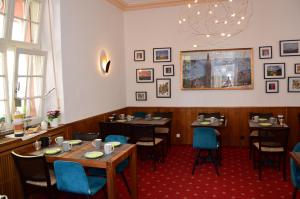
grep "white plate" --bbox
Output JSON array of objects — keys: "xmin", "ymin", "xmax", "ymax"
[
  {"xmin": 69, "ymin": 140, "xmax": 82, "ymax": 145},
  {"xmin": 107, "ymin": 141, "xmax": 121, "ymax": 147},
  {"xmin": 152, "ymin": 117, "xmax": 162, "ymax": 120},
  {"xmin": 116, "ymin": 120, "xmax": 127, "ymax": 123},
  {"xmin": 44, "ymin": 148, "xmax": 61, "ymax": 155},
  {"xmin": 84, "ymin": 151, "xmax": 103, "ymax": 159}
]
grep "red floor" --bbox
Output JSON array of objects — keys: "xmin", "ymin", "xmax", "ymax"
[{"xmin": 40, "ymin": 146, "xmax": 294, "ymax": 199}]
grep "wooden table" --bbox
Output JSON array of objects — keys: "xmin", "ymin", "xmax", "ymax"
[
  {"xmin": 290, "ymin": 152, "xmax": 300, "ymax": 167},
  {"xmin": 248, "ymin": 120, "xmax": 289, "ymax": 130},
  {"xmin": 115, "ymin": 117, "xmax": 171, "ymax": 126},
  {"xmin": 191, "ymin": 118, "xmax": 227, "ymax": 128},
  {"xmin": 31, "ymin": 142, "xmax": 137, "ymax": 199}
]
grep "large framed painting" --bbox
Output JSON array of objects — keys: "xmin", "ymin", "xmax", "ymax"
[{"xmin": 180, "ymin": 48, "xmax": 253, "ymax": 90}]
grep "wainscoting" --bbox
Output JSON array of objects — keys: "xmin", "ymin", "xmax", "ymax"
[{"xmin": 126, "ymin": 107, "xmax": 300, "ymax": 148}]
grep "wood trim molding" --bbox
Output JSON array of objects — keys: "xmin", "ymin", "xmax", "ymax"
[{"xmin": 107, "ymin": 0, "xmax": 190, "ymax": 11}]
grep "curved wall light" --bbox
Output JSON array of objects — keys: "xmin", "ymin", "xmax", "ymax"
[{"xmin": 100, "ymin": 50, "xmax": 111, "ymax": 74}]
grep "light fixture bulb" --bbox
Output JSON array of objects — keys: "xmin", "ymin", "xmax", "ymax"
[
  {"xmin": 214, "ymin": 4, "xmax": 218, "ymax": 7},
  {"xmin": 231, "ymin": 13, "xmax": 236, "ymax": 17},
  {"xmin": 224, "ymin": 21, "xmax": 228, "ymax": 24},
  {"xmin": 179, "ymin": 20, "xmax": 182, "ymax": 24},
  {"xmin": 209, "ymin": 10, "xmax": 213, "ymax": 15},
  {"xmin": 241, "ymin": 16, "xmax": 245, "ymax": 20},
  {"xmin": 194, "ymin": 0, "xmax": 198, "ymax": 3},
  {"xmin": 221, "ymin": 33, "xmax": 225, "ymax": 36},
  {"xmin": 229, "ymin": 0, "xmax": 233, "ymax": 2},
  {"xmin": 214, "ymin": 20, "xmax": 219, "ymax": 24},
  {"xmin": 206, "ymin": 34, "xmax": 210, "ymax": 38},
  {"xmin": 193, "ymin": 44, "xmax": 198, "ymax": 48},
  {"xmin": 183, "ymin": 18, "xmax": 186, "ymax": 22},
  {"xmin": 237, "ymin": 21, "xmax": 241, "ymax": 25},
  {"xmin": 188, "ymin": 4, "xmax": 191, "ymax": 8},
  {"xmin": 197, "ymin": 11, "xmax": 200, "ymax": 15},
  {"xmin": 227, "ymin": 34, "xmax": 231, "ymax": 37}
]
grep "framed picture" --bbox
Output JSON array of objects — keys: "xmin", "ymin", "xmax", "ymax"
[
  {"xmin": 134, "ymin": 50, "xmax": 145, "ymax": 61},
  {"xmin": 135, "ymin": 91, "xmax": 147, "ymax": 101},
  {"xmin": 153, "ymin": 48, "xmax": 172, "ymax": 62},
  {"xmin": 180, "ymin": 48, "xmax": 253, "ymax": 90},
  {"xmin": 266, "ymin": 80, "xmax": 279, "ymax": 93},
  {"xmin": 295, "ymin": 63, "xmax": 300, "ymax": 74},
  {"xmin": 163, "ymin": 64, "xmax": 174, "ymax": 76},
  {"xmin": 156, "ymin": 78, "xmax": 171, "ymax": 98},
  {"xmin": 259, "ymin": 46, "xmax": 272, "ymax": 59},
  {"xmin": 280, "ymin": 40, "xmax": 300, "ymax": 57},
  {"xmin": 264, "ymin": 63, "xmax": 285, "ymax": 79},
  {"xmin": 288, "ymin": 77, "xmax": 300, "ymax": 92},
  {"xmin": 136, "ymin": 68, "xmax": 154, "ymax": 83}
]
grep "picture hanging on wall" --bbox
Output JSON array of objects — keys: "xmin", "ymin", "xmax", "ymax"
[
  {"xmin": 266, "ymin": 80, "xmax": 279, "ymax": 93},
  {"xmin": 153, "ymin": 47, "xmax": 172, "ymax": 62},
  {"xmin": 288, "ymin": 77, "xmax": 300, "ymax": 92},
  {"xmin": 280, "ymin": 40, "xmax": 300, "ymax": 57},
  {"xmin": 264, "ymin": 63, "xmax": 285, "ymax": 79},
  {"xmin": 259, "ymin": 46, "xmax": 272, "ymax": 59},
  {"xmin": 134, "ymin": 50, "xmax": 145, "ymax": 61},
  {"xmin": 135, "ymin": 91, "xmax": 147, "ymax": 101},
  {"xmin": 136, "ymin": 68, "xmax": 154, "ymax": 83},
  {"xmin": 156, "ymin": 78, "xmax": 171, "ymax": 98},
  {"xmin": 163, "ymin": 64, "xmax": 174, "ymax": 76},
  {"xmin": 180, "ymin": 48, "xmax": 253, "ymax": 90},
  {"xmin": 295, "ymin": 63, "xmax": 300, "ymax": 74}
]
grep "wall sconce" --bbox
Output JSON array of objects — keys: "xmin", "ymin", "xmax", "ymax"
[{"xmin": 100, "ymin": 50, "xmax": 111, "ymax": 74}]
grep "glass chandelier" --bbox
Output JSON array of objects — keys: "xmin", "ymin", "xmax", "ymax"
[{"xmin": 178, "ymin": 0, "xmax": 253, "ymax": 44}]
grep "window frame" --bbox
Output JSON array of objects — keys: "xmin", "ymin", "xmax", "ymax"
[
  {"xmin": 13, "ymin": 48, "xmax": 47, "ymax": 126},
  {"xmin": 0, "ymin": 47, "xmax": 10, "ymax": 124}
]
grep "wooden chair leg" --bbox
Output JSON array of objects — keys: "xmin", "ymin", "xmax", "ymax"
[
  {"xmin": 192, "ymin": 150, "xmax": 200, "ymax": 175},
  {"xmin": 293, "ymin": 187, "xmax": 298, "ymax": 199},
  {"xmin": 283, "ymin": 154, "xmax": 287, "ymax": 181},
  {"xmin": 258, "ymin": 152, "xmax": 262, "ymax": 180},
  {"xmin": 120, "ymin": 172, "xmax": 131, "ymax": 195},
  {"xmin": 211, "ymin": 150, "xmax": 220, "ymax": 176},
  {"xmin": 249, "ymin": 136, "xmax": 252, "ymax": 159}
]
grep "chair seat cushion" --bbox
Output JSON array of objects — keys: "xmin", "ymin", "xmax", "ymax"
[
  {"xmin": 155, "ymin": 127, "xmax": 169, "ymax": 134},
  {"xmin": 136, "ymin": 138, "xmax": 163, "ymax": 146},
  {"xmin": 253, "ymin": 142, "xmax": 284, "ymax": 152},
  {"xmin": 88, "ymin": 159, "xmax": 129, "ymax": 176},
  {"xmin": 26, "ymin": 169, "xmax": 56, "ymax": 187},
  {"xmin": 87, "ymin": 176, "xmax": 106, "ymax": 195},
  {"xmin": 250, "ymin": 130, "xmax": 258, "ymax": 137}
]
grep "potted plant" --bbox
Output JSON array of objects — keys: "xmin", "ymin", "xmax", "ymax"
[{"xmin": 47, "ymin": 110, "xmax": 60, "ymax": 128}]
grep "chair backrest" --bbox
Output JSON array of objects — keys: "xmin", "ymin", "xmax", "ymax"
[
  {"xmin": 258, "ymin": 127, "xmax": 289, "ymax": 150},
  {"xmin": 129, "ymin": 124, "xmax": 155, "ymax": 144},
  {"xmin": 99, "ymin": 122, "xmax": 128, "ymax": 140},
  {"xmin": 291, "ymin": 143, "xmax": 300, "ymax": 188},
  {"xmin": 72, "ymin": 132, "xmax": 100, "ymax": 141},
  {"xmin": 133, "ymin": 112, "xmax": 147, "ymax": 118},
  {"xmin": 198, "ymin": 112, "xmax": 221, "ymax": 119},
  {"xmin": 54, "ymin": 160, "xmax": 91, "ymax": 195},
  {"xmin": 249, "ymin": 112, "xmax": 273, "ymax": 120},
  {"xmin": 193, "ymin": 127, "xmax": 218, "ymax": 149},
  {"xmin": 11, "ymin": 151, "xmax": 51, "ymax": 187},
  {"xmin": 105, "ymin": 135, "xmax": 127, "ymax": 144},
  {"xmin": 153, "ymin": 112, "xmax": 173, "ymax": 119}
]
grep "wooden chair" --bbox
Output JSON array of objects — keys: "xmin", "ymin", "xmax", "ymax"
[
  {"xmin": 248, "ymin": 112, "xmax": 273, "ymax": 159},
  {"xmin": 252, "ymin": 127, "xmax": 289, "ymax": 180},
  {"xmin": 72, "ymin": 132, "xmax": 100, "ymax": 141},
  {"xmin": 153, "ymin": 112, "xmax": 173, "ymax": 153},
  {"xmin": 99, "ymin": 122, "xmax": 129, "ymax": 141},
  {"xmin": 129, "ymin": 124, "xmax": 164, "ymax": 171},
  {"xmin": 11, "ymin": 151, "xmax": 57, "ymax": 199}
]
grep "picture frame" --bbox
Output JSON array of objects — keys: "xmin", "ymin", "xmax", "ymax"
[
  {"xmin": 153, "ymin": 47, "xmax": 172, "ymax": 63},
  {"xmin": 266, "ymin": 80, "xmax": 279, "ymax": 93},
  {"xmin": 259, "ymin": 46, "xmax": 272, "ymax": 59},
  {"xmin": 280, "ymin": 40, "xmax": 300, "ymax": 57},
  {"xmin": 135, "ymin": 91, "xmax": 147, "ymax": 101},
  {"xmin": 156, "ymin": 78, "xmax": 171, "ymax": 98},
  {"xmin": 295, "ymin": 63, "xmax": 300, "ymax": 74},
  {"xmin": 134, "ymin": 50, "xmax": 145, "ymax": 61},
  {"xmin": 180, "ymin": 48, "xmax": 253, "ymax": 90},
  {"xmin": 288, "ymin": 77, "xmax": 300, "ymax": 92},
  {"xmin": 264, "ymin": 63, "xmax": 285, "ymax": 79},
  {"xmin": 163, "ymin": 64, "xmax": 174, "ymax": 76},
  {"xmin": 136, "ymin": 68, "xmax": 154, "ymax": 83}
]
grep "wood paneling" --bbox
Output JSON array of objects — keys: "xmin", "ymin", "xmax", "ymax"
[{"xmin": 126, "ymin": 107, "xmax": 300, "ymax": 148}]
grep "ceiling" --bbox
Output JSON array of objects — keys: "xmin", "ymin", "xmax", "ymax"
[{"xmin": 107, "ymin": 0, "xmax": 189, "ymax": 11}]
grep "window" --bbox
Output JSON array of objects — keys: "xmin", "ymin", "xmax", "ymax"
[{"xmin": 0, "ymin": 0, "xmax": 46, "ymax": 129}]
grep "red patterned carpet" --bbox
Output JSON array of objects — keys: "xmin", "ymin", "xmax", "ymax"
[{"xmin": 39, "ymin": 146, "xmax": 294, "ymax": 199}]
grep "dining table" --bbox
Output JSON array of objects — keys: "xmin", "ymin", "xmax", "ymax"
[
  {"xmin": 191, "ymin": 118, "xmax": 228, "ymax": 128},
  {"xmin": 248, "ymin": 119, "xmax": 289, "ymax": 130},
  {"xmin": 29, "ymin": 141, "xmax": 137, "ymax": 199},
  {"xmin": 115, "ymin": 117, "xmax": 171, "ymax": 126}
]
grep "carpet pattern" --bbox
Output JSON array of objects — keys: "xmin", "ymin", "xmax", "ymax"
[{"xmin": 39, "ymin": 146, "xmax": 294, "ymax": 199}]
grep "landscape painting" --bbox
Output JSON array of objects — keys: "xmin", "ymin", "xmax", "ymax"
[{"xmin": 181, "ymin": 48, "xmax": 253, "ymax": 90}]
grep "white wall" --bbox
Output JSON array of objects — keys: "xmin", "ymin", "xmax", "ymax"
[
  {"xmin": 124, "ymin": 0, "xmax": 300, "ymax": 107},
  {"xmin": 60, "ymin": 0, "xmax": 126, "ymax": 122}
]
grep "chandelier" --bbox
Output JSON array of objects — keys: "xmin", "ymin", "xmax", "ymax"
[{"xmin": 178, "ymin": 0, "xmax": 253, "ymax": 43}]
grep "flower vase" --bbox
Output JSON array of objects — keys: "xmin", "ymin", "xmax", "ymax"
[{"xmin": 50, "ymin": 118, "xmax": 59, "ymax": 128}]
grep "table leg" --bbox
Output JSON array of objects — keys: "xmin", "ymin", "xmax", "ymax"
[
  {"xmin": 106, "ymin": 163, "xmax": 117, "ymax": 199},
  {"xmin": 130, "ymin": 146, "xmax": 137, "ymax": 199}
]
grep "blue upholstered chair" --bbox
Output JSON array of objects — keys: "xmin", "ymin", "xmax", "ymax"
[
  {"xmin": 54, "ymin": 161, "xmax": 106, "ymax": 198},
  {"xmin": 88, "ymin": 135, "xmax": 131, "ymax": 194},
  {"xmin": 192, "ymin": 127, "xmax": 220, "ymax": 176},
  {"xmin": 133, "ymin": 112, "xmax": 147, "ymax": 118},
  {"xmin": 291, "ymin": 143, "xmax": 300, "ymax": 199}
]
